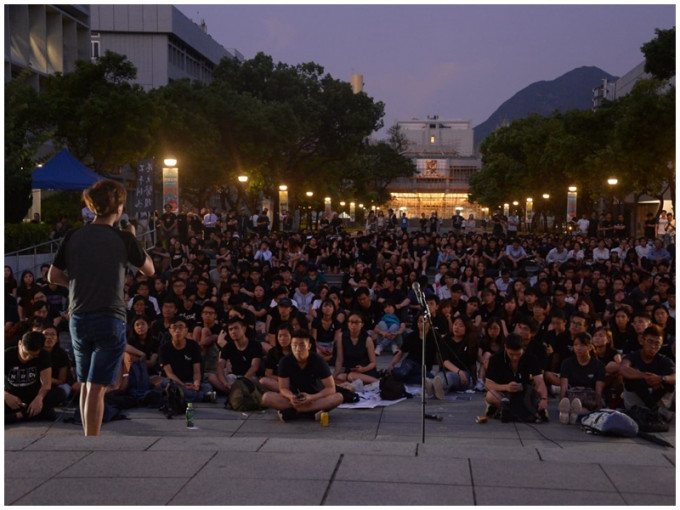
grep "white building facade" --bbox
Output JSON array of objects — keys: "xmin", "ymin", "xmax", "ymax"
[
  {"xmin": 89, "ymin": 5, "xmax": 241, "ymax": 90},
  {"xmin": 387, "ymin": 117, "xmax": 483, "ymax": 219}
]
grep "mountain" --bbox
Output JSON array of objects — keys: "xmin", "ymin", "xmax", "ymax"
[{"xmin": 473, "ymin": 66, "xmax": 618, "ymax": 151}]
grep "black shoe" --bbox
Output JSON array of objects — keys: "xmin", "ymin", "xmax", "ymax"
[
  {"xmin": 500, "ymin": 398, "xmax": 511, "ymax": 423},
  {"xmin": 484, "ymin": 404, "xmax": 498, "ymax": 419},
  {"xmin": 536, "ymin": 409, "xmax": 549, "ymax": 423},
  {"xmin": 277, "ymin": 408, "xmax": 298, "ymax": 422}
]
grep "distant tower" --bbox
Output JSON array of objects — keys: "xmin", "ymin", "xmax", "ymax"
[{"xmin": 350, "ymin": 74, "xmax": 364, "ymax": 94}]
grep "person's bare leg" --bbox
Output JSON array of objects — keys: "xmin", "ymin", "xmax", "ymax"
[{"xmin": 82, "ymin": 382, "xmax": 107, "ymax": 436}]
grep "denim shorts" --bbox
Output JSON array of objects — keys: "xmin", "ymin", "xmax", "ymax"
[{"xmin": 70, "ymin": 313, "xmax": 127, "ymax": 386}]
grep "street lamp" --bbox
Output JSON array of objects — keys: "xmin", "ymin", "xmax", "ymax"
[
  {"xmin": 162, "ymin": 157, "xmax": 179, "ymax": 213},
  {"xmin": 542, "ymin": 194, "xmax": 550, "ymax": 232},
  {"xmin": 305, "ymin": 191, "xmax": 314, "ymax": 229},
  {"xmin": 607, "ymin": 177, "xmax": 618, "ymax": 213},
  {"xmin": 526, "ymin": 198, "xmax": 533, "ymax": 232},
  {"xmin": 278, "ymin": 185, "xmax": 289, "ymax": 227},
  {"xmin": 238, "ymin": 175, "xmax": 248, "ymax": 183},
  {"xmin": 349, "ymin": 201, "xmax": 356, "ymax": 222},
  {"xmin": 542, "ymin": 193, "xmax": 550, "ymax": 199}
]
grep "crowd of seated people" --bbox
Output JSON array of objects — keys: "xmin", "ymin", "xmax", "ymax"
[{"xmin": 5, "ymin": 206, "xmax": 675, "ymax": 427}]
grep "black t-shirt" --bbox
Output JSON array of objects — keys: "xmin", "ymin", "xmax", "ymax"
[
  {"xmin": 159, "ymin": 340, "xmax": 202, "ymax": 383},
  {"xmin": 400, "ymin": 329, "xmax": 436, "ymax": 371},
  {"xmin": 623, "ymin": 350, "xmax": 675, "ymax": 406},
  {"xmin": 437, "ymin": 337, "xmax": 478, "ymax": 375},
  {"xmin": 264, "ymin": 348, "xmax": 288, "ymax": 376},
  {"xmin": 486, "ymin": 349, "xmax": 542, "ymax": 386},
  {"xmin": 5, "ymin": 347, "xmax": 51, "ymax": 403},
  {"xmin": 52, "ymin": 225, "xmax": 147, "ymax": 321},
  {"xmin": 352, "ymin": 302, "xmax": 383, "ymax": 331},
  {"xmin": 49, "ymin": 346, "xmax": 73, "ymax": 383},
  {"xmin": 161, "ymin": 212, "xmax": 176, "ymax": 230},
  {"xmin": 219, "ymin": 339, "xmax": 262, "ymax": 376},
  {"xmin": 277, "ymin": 351, "xmax": 331, "ymax": 394},
  {"xmin": 560, "ymin": 356, "xmax": 605, "ymax": 389},
  {"xmin": 311, "ymin": 317, "xmax": 341, "ymax": 346}
]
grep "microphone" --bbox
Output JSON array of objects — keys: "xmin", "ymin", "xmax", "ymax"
[
  {"xmin": 412, "ymin": 281, "xmax": 425, "ymax": 306},
  {"xmin": 412, "ymin": 281, "xmax": 421, "ymax": 294}
]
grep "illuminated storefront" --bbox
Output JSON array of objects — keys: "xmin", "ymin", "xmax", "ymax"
[{"xmin": 386, "ymin": 118, "xmax": 483, "ymax": 220}]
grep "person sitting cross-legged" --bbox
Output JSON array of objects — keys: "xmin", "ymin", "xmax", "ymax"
[
  {"xmin": 261, "ymin": 328, "xmax": 343, "ymax": 422},
  {"xmin": 484, "ymin": 332, "xmax": 549, "ymax": 422},
  {"xmin": 158, "ymin": 316, "xmax": 216, "ymax": 403}
]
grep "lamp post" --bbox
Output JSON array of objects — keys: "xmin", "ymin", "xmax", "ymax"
[
  {"xmin": 567, "ymin": 186, "xmax": 577, "ymax": 230},
  {"xmin": 237, "ymin": 175, "xmax": 249, "ymax": 212},
  {"xmin": 349, "ymin": 202, "xmax": 356, "ymax": 222},
  {"xmin": 306, "ymin": 191, "xmax": 314, "ymax": 230},
  {"xmin": 542, "ymin": 194, "xmax": 550, "ymax": 232},
  {"xmin": 607, "ymin": 177, "xmax": 618, "ymax": 214},
  {"xmin": 162, "ymin": 157, "xmax": 179, "ymax": 213},
  {"xmin": 526, "ymin": 198, "xmax": 533, "ymax": 233}
]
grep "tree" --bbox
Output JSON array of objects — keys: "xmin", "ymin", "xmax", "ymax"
[
  {"xmin": 40, "ymin": 51, "xmax": 159, "ymax": 173},
  {"xmin": 5, "ymin": 73, "xmax": 53, "ymax": 222},
  {"xmin": 641, "ymin": 27, "xmax": 675, "ymax": 81}
]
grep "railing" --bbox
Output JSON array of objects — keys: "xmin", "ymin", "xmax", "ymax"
[{"xmin": 4, "ymin": 227, "xmax": 157, "ymax": 277}]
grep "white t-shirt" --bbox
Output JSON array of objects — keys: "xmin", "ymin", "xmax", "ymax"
[{"xmin": 577, "ymin": 218, "xmax": 589, "ymax": 233}]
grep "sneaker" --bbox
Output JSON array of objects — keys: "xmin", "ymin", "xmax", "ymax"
[
  {"xmin": 550, "ymin": 385, "xmax": 561, "ymax": 397},
  {"xmin": 277, "ymin": 408, "xmax": 297, "ymax": 423},
  {"xmin": 569, "ymin": 398, "xmax": 583, "ymax": 425},
  {"xmin": 500, "ymin": 397, "xmax": 511, "ymax": 423},
  {"xmin": 474, "ymin": 379, "xmax": 486, "ymax": 392},
  {"xmin": 433, "ymin": 376, "xmax": 446, "ymax": 400},
  {"xmin": 424, "ymin": 378, "xmax": 434, "ymax": 397},
  {"xmin": 558, "ymin": 397, "xmax": 571, "ymax": 425},
  {"xmin": 391, "ymin": 344, "xmax": 399, "ymax": 354},
  {"xmin": 205, "ymin": 391, "xmax": 218, "ymax": 403},
  {"xmin": 350, "ymin": 379, "xmax": 364, "ymax": 393},
  {"xmin": 374, "ymin": 346, "xmax": 382, "ymax": 356},
  {"xmin": 537, "ymin": 409, "xmax": 549, "ymax": 423}
]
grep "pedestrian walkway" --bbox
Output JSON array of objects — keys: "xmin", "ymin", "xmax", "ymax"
[{"xmin": 4, "ymin": 391, "xmax": 675, "ymax": 506}]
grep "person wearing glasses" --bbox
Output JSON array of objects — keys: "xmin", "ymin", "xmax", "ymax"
[
  {"xmin": 5, "ymin": 331, "xmax": 57, "ymax": 424},
  {"xmin": 620, "ymin": 325, "xmax": 675, "ymax": 425}
]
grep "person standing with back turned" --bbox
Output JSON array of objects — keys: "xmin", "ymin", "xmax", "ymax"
[{"xmin": 48, "ymin": 180, "xmax": 154, "ymax": 436}]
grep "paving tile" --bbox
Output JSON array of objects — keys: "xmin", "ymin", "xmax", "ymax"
[
  {"xmin": 537, "ymin": 444, "xmax": 673, "ymax": 466},
  {"xmin": 4, "ymin": 478, "xmax": 46, "ymax": 505},
  {"xmin": 5, "ymin": 451, "xmax": 90, "ymax": 479},
  {"xmin": 324, "ymin": 481, "xmax": 474, "ymax": 505},
  {"xmin": 475, "ymin": 486, "xmax": 626, "ymax": 505},
  {"xmin": 260, "ymin": 437, "xmax": 417, "ymax": 456},
  {"xmin": 24, "ymin": 435, "xmax": 160, "ymax": 451},
  {"xmin": 195, "ymin": 451, "xmax": 340, "ymax": 480},
  {"xmin": 417, "ymin": 443, "xmax": 539, "ymax": 461},
  {"xmin": 11, "ymin": 477, "xmax": 186, "ymax": 505},
  {"xmin": 620, "ymin": 492, "xmax": 677, "ymax": 505},
  {"xmin": 601, "ymin": 464, "xmax": 676, "ymax": 495},
  {"xmin": 471, "ymin": 458, "xmax": 617, "ymax": 491},
  {"xmin": 55, "ymin": 451, "xmax": 214, "ymax": 478},
  {"xmin": 335, "ymin": 453, "xmax": 471, "ymax": 485},
  {"xmin": 148, "ymin": 436, "xmax": 266, "ymax": 452},
  {"xmin": 171, "ymin": 477, "xmax": 328, "ymax": 505}
]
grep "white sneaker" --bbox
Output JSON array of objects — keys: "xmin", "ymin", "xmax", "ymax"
[
  {"xmin": 558, "ymin": 397, "xmax": 571, "ymax": 425},
  {"xmin": 569, "ymin": 398, "xmax": 583, "ymax": 425},
  {"xmin": 424, "ymin": 378, "xmax": 434, "ymax": 397},
  {"xmin": 433, "ymin": 376, "xmax": 446, "ymax": 400},
  {"xmin": 374, "ymin": 346, "xmax": 382, "ymax": 356},
  {"xmin": 391, "ymin": 344, "xmax": 399, "ymax": 354}
]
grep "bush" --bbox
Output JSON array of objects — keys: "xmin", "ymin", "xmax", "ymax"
[
  {"xmin": 5, "ymin": 223, "xmax": 54, "ymax": 253},
  {"xmin": 41, "ymin": 191, "xmax": 83, "ymax": 226}
]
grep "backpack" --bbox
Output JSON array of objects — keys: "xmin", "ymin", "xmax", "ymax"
[
  {"xmin": 503, "ymin": 388, "xmax": 540, "ymax": 423},
  {"xmin": 127, "ymin": 359, "xmax": 151, "ymax": 399},
  {"xmin": 227, "ymin": 377, "xmax": 263, "ymax": 412},
  {"xmin": 379, "ymin": 375, "xmax": 411, "ymax": 400},
  {"xmin": 159, "ymin": 379, "xmax": 187, "ymax": 418},
  {"xmin": 624, "ymin": 405, "xmax": 670, "ymax": 433},
  {"xmin": 577, "ymin": 409, "xmax": 639, "ymax": 437}
]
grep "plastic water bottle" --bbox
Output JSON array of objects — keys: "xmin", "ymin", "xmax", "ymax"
[{"xmin": 185, "ymin": 403, "xmax": 194, "ymax": 428}]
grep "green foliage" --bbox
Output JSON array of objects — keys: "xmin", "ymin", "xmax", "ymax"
[
  {"xmin": 4, "ymin": 223, "xmax": 53, "ymax": 253},
  {"xmin": 41, "ymin": 191, "xmax": 83, "ymax": 225},
  {"xmin": 641, "ymin": 27, "xmax": 675, "ymax": 81}
]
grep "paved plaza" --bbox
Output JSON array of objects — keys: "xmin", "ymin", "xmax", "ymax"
[{"xmin": 4, "ymin": 385, "xmax": 676, "ymax": 506}]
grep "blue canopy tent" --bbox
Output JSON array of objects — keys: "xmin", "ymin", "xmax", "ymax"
[{"xmin": 31, "ymin": 149, "xmax": 103, "ymax": 190}]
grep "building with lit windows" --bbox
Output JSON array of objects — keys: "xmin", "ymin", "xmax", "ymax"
[
  {"xmin": 89, "ymin": 5, "xmax": 242, "ymax": 90},
  {"xmin": 386, "ymin": 117, "xmax": 483, "ymax": 219}
]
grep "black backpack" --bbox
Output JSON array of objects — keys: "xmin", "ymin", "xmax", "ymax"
[
  {"xmin": 226, "ymin": 377, "xmax": 264, "ymax": 412},
  {"xmin": 127, "ymin": 359, "xmax": 151, "ymax": 399},
  {"xmin": 504, "ymin": 388, "xmax": 540, "ymax": 422},
  {"xmin": 159, "ymin": 380, "xmax": 187, "ymax": 418},
  {"xmin": 379, "ymin": 375, "xmax": 411, "ymax": 400}
]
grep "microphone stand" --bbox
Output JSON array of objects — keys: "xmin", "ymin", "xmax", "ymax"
[{"xmin": 414, "ymin": 285, "xmax": 440, "ymax": 443}]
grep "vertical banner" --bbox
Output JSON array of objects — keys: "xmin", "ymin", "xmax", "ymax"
[
  {"xmin": 135, "ymin": 159, "xmax": 154, "ymax": 219},
  {"xmin": 567, "ymin": 189, "xmax": 577, "ymax": 223},
  {"xmin": 162, "ymin": 166, "xmax": 179, "ymax": 213}
]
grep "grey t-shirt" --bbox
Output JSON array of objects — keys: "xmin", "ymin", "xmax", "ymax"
[{"xmin": 52, "ymin": 224, "xmax": 146, "ymax": 321}]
